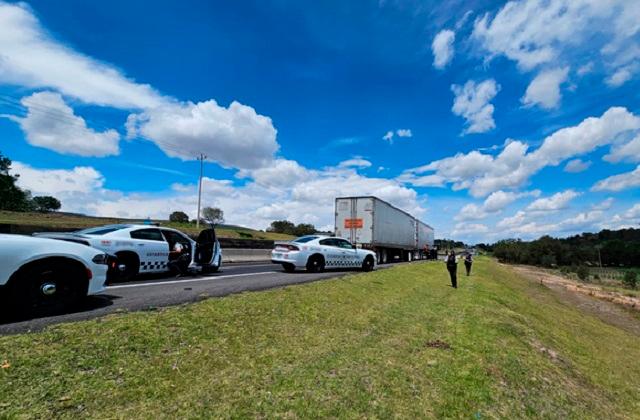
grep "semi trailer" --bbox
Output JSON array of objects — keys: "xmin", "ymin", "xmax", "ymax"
[{"xmin": 334, "ymin": 196, "xmax": 434, "ymax": 264}]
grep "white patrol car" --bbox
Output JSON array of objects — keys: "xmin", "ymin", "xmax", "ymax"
[
  {"xmin": 0, "ymin": 234, "xmax": 109, "ymax": 316},
  {"xmin": 35, "ymin": 224, "xmax": 222, "ymax": 281},
  {"xmin": 271, "ymin": 235, "xmax": 377, "ymax": 273}
]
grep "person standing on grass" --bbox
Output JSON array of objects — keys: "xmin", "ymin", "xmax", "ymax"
[
  {"xmin": 464, "ymin": 253, "xmax": 473, "ymax": 276},
  {"xmin": 445, "ymin": 250, "xmax": 458, "ymax": 288}
]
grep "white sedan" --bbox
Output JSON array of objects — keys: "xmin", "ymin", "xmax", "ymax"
[
  {"xmin": 36, "ymin": 224, "xmax": 222, "ymax": 281},
  {"xmin": 0, "ymin": 234, "xmax": 109, "ymax": 315},
  {"xmin": 271, "ymin": 235, "xmax": 377, "ymax": 272}
]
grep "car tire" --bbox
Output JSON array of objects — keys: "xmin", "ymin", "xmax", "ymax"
[
  {"xmin": 361, "ymin": 256, "xmax": 374, "ymax": 272},
  {"xmin": 306, "ymin": 255, "xmax": 325, "ymax": 273},
  {"xmin": 8, "ymin": 259, "xmax": 88, "ymax": 317},
  {"xmin": 282, "ymin": 263, "xmax": 295, "ymax": 273},
  {"xmin": 115, "ymin": 252, "xmax": 140, "ymax": 282}
]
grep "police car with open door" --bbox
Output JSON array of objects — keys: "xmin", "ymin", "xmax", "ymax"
[{"xmin": 35, "ymin": 224, "xmax": 222, "ymax": 281}]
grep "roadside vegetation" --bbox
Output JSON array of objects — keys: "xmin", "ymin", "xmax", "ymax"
[
  {"xmin": 490, "ymin": 229, "xmax": 640, "ymax": 268},
  {"xmin": 0, "ymin": 210, "xmax": 293, "ymax": 240},
  {"xmin": 1, "ymin": 258, "xmax": 639, "ymax": 418},
  {"xmin": 1, "ymin": 151, "xmax": 61, "ymax": 213}
]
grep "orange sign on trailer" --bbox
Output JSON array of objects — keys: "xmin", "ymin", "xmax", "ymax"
[{"xmin": 344, "ymin": 218, "xmax": 364, "ymax": 228}]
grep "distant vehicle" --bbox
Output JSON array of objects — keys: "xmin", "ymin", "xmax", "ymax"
[
  {"xmin": 0, "ymin": 234, "xmax": 109, "ymax": 315},
  {"xmin": 35, "ymin": 224, "xmax": 222, "ymax": 281},
  {"xmin": 334, "ymin": 196, "xmax": 435, "ymax": 264},
  {"xmin": 271, "ymin": 235, "xmax": 377, "ymax": 272}
]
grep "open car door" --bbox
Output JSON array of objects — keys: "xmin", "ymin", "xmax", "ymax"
[{"xmin": 194, "ymin": 228, "xmax": 221, "ymax": 271}]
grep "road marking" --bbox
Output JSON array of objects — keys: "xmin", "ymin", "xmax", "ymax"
[{"xmin": 106, "ymin": 271, "xmax": 277, "ymax": 290}]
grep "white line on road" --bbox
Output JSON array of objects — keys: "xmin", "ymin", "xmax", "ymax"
[{"xmin": 106, "ymin": 271, "xmax": 277, "ymax": 290}]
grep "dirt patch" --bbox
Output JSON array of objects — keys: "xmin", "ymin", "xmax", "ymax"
[
  {"xmin": 425, "ymin": 339, "xmax": 452, "ymax": 350},
  {"xmin": 512, "ymin": 265, "xmax": 640, "ymax": 337}
]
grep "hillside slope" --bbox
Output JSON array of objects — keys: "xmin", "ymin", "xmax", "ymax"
[
  {"xmin": 0, "ymin": 210, "xmax": 293, "ymax": 240},
  {"xmin": 1, "ymin": 258, "xmax": 639, "ymax": 418}
]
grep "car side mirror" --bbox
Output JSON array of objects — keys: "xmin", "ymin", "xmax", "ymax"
[{"xmin": 352, "ymin": 245, "xmax": 357, "ymax": 250}]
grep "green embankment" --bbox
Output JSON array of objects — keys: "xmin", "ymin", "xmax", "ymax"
[
  {"xmin": 0, "ymin": 210, "xmax": 293, "ymax": 240},
  {"xmin": 1, "ymin": 258, "xmax": 639, "ymax": 418}
]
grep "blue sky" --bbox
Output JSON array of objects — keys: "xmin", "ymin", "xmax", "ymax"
[{"xmin": 0, "ymin": 0, "xmax": 638, "ymax": 242}]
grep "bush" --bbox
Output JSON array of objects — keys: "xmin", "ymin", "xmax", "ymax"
[
  {"xmin": 622, "ymin": 270, "xmax": 638, "ymax": 289},
  {"xmin": 576, "ymin": 266, "xmax": 590, "ymax": 281}
]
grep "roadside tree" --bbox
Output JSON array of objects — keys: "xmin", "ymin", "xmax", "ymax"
[
  {"xmin": 32, "ymin": 196, "xmax": 61, "ymax": 212},
  {"xmin": 202, "ymin": 207, "xmax": 225, "ymax": 224},
  {"xmin": 0, "ymin": 151, "xmax": 32, "ymax": 211},
  {"xmin": 169, "ymin": 211, "xmax": 189, "ymax": 223}
]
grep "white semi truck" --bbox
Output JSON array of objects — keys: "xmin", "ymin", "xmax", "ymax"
[{"xmin": 334, "ymin": 196, "xmax": 435, "ymax": 264}]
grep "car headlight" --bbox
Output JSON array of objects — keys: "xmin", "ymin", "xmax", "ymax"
[{"xmin": 92, "ymin": 253, "xmax": 110, "ymax": 265}]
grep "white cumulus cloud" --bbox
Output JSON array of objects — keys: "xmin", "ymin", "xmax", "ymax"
[
  {"xmin": 526, "ymin": 190, "xmax": 580, "ymax": 212},
  {"xmin": 471, "ymin": 0, "xmax": 640, "ymax": 86},
  {"xmin": 604, "ymin": 134, "xmax": 640, "ymax": 163},
  {"xmin": 126, "ymin": 100, "xmax": 278, "ymax": 169},
  {"xmin": 0, "ymin": 1, "xmax": 279, "ymax": 169},
  {"xmin": 451, "ymin": 79, "xmax": 500, "ymax": 134},
  {"xmin": 521, "ymin": 67, "xmax": 569, "ymax": 109},
  {"xmin": 337, "ymin": 158, "xmax": 373, "ymax": 169},
  {"xmin": 591, "ymin": 165, "xmax": 640, "ymax": 192},
  {"xmin": 432, "ymin": 29, "xmax": 455, "ymax": 69},
  {"xmin": 402, "ymin": 107, "xmax": 640, "ymax": 197},
  {"xmin": 6, "ymin": 92, "xmax": 120, "ymax": 157},
  {"xmin": 563, "ymin": 159, "xmax": 591, "ymax": 173},
  {"xmin": 396, "ymin": 129, "xmax": 412, "ymax": 138}
]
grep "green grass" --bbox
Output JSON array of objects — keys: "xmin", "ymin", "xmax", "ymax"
[
  {"xmin": 0, "ymin": 210, "xmax": 293, "ymax": 240},
  {"xmin": 1, "ymin": 258, "xmax": 640, "ymax": 418}
]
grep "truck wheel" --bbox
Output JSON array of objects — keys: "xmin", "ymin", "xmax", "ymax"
[
  {"xmin": 8, "ymin": 259, "xmax": 87, "ymax": 317},
  {"xmin": 361, "ymin": 256, "xmax": 374, "ymax": 272},
  {"xmin": 282, "ymin": 263, "xmax": 295, "ymax": 273},
  {"xmin": 306, "ymin": 255, "xmax": 325, "ymax": 273}
]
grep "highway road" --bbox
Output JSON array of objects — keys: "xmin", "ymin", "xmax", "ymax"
[{"xmin": 0, "ymin": 262, "xmax": 390, "ymax": 335}]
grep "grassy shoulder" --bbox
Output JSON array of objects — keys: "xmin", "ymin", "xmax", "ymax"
[
  {"xmin": 0, "ymin": 210, "xmax": 293, "ymax": 240},
  {"xmin": 1, "ymin": 258, "xmax": 640, "ymax": 418}
]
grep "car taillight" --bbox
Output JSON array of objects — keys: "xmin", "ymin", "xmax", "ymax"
[
  {"xmin": 86, "ymin": 268, "xmax": 93, "ymax": 280},
  {"xmin": 275, "ymin": 244, "xmax": 299, "ymax": 251}
]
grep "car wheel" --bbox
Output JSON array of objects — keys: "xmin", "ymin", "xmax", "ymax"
[
  {"xmin": 115, "ymin": 252, "xmax": 139, "ymax": 282},
  {"xmin": 361, "ymin": 256, "xmax": 374, "ymax": 272},
  {"xmin": 9, "ymin": 259, "xmax": 88, "ymax": 317},
  {"xmin": 282, "ymin": 263, "xmax": 295, "ymax": 273},
  {"xmin": 306, "ymin": 255, "xmax": 325, "ymax": 273}
]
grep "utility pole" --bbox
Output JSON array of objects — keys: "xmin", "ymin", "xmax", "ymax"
[{"xmin": 196, "ymin": 153, "xmax": 206, "ymax": 229}]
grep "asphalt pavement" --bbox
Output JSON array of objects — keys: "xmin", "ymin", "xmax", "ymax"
[{"xmin": 0, "ymin": 262, "xmax": 383, "ymax": 335}]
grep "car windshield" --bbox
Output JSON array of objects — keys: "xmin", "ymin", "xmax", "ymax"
[
  {"xmin": 75, "ymin": 225, "xmax": 128, "ymax": 235},
  {"xmin": 293, "ymin": 236, "xmax": 319, "ymax": 243}
]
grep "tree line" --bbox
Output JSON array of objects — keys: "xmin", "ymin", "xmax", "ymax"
[
  {"xmin": 489, "ymin": 229, "xmax": 640, "ymax": 268},
  {"xmin": 0, "ymin": 152, "xmax": 61, "ymax": 213},
  {"xmin": 267, "ymin": 220, "xmax": 317, "ymax": 236}
]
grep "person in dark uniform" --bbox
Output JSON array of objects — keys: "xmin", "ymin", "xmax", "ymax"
[
  {"xmin": 445, "ymin": 250, "xmax": 458, "ymax": 288},
  {"xmin": 464, "ymin": 253, "xmax": 473, "ymax": 276}
]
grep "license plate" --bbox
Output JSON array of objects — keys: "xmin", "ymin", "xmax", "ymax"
[{"xmin": 273, "ymin": 253, "xmax": 282, "ymax": 259}]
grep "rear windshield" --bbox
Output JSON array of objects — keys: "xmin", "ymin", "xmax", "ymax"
[
  {"xmin": 293, "ymin": 236, "xmax": 318, "ymax": 243},
  {"xmin": 75, "ymin": 225, "xmax": 127, "ymax": 235}
]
